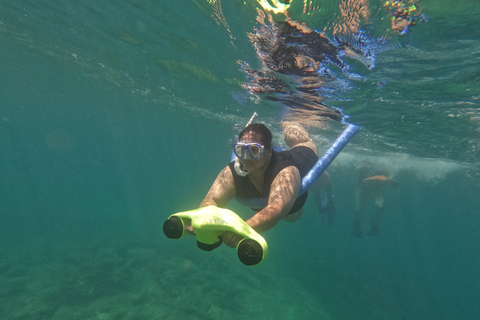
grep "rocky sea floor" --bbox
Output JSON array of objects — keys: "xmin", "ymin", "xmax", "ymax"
[{"xmin": 0, "ymin": 236, "xmax": 332, "ymax": 320}]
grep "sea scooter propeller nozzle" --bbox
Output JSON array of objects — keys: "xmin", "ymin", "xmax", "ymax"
[
  {"xmin": 237, "ymin": 239, "xmax": 264, "ymax": 266},
  {"xmin": 163, "ymin": 216, "xmax": 184, "ymax": 240}
]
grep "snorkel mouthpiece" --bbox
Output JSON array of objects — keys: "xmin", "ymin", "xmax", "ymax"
[{"xmin": 234, "ymin": 157, "xmax": 249, "ymax": 176}]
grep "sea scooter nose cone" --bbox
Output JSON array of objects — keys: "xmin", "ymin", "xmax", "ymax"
[
  {"xmin": 163, "ymin": 216, "xmax": 184, "ymax": 239},
  {"xmin": 237, "ymin": 239, "xmax": 263, "ymax": 266}
]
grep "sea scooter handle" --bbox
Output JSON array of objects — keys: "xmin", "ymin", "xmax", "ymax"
[{"xmin": 163, "ymin": 205, "xmax": 268, "ymax": 266}]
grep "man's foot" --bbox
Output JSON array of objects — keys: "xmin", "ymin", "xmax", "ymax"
[
  {"xmin": 367, "ymin": 224, "xmax": 379, "ymax": 236},
  {"xmin": 352, "ymin": 220, "xmax": 363, "ymax": 237}
]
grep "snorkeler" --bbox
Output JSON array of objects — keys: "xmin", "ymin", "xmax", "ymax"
[
  {"xmin": 352, "ymin": 160, "xmax": 399, "ymax": 237},
  {"xmin": 186, "ymin": 122, "xmax": 319, "ymax": 248},
  {"xmin": 384, "ymin": 0, "xmax": 428, "ymax": 35},
  {"xmin": 311, "ymin": 172, "xmax": 336, "ymax": 225}
]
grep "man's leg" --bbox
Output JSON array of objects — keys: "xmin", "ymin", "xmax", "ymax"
[
  {"xmin": 281, "ymin": 122, "xmax": 318, "ymax": 156},
  {"xmin": 367, "ymin": 194, "xmax": 384, "ymax": 236},
  {"xmin": 353, "ymin": 188, "xmax": 367, "ymax": 237}
]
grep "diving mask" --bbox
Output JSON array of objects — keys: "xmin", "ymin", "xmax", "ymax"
[{"xmin": 233, "ymin": 142, "xmax": 265, "ymax": 160}]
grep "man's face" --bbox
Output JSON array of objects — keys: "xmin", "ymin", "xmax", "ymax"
[{"xmin": 238, "ymin": 132, "xmax": 270, "ymax": 173}]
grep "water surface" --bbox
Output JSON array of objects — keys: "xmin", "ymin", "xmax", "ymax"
[{"xmin": 1, "ymin": 1, "xmax": 479, "ymax": 319}]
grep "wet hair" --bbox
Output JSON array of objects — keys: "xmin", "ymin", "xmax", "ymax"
[{"xmin": 238, "ymin": 123, "xmax": 272, "ymax": 148}]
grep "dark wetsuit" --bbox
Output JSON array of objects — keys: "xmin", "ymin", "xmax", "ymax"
[{"xmin": 228, "ymin": 146, "xmax": 318, "ymax": 215}]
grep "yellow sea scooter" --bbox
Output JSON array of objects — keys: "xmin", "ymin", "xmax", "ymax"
[{"xmin": 163, "ymin": 205, "xmax": 268, "ymax": 266}]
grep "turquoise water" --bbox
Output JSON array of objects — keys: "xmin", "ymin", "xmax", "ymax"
[{"xmin": 1, "ymin": 0, "xmax": 479, "ymax": 319}]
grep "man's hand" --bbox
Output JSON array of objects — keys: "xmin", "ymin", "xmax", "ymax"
[
  {"xmin": 184, "ymin": 222, "xmax": 196, "ymax": 236},
  {"xmin": 185, "ymin": 224, "xmax": 242, "ymax": 248},
  {"xmin": 222, "ymin": 231, "xmax": 243, "ymax": 248}
]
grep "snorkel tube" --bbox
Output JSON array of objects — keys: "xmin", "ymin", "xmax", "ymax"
[
  {"xmin": 235, "ymin": 123, "xmax": 361, "ymax": 209},
  {"xmin": 233, "ymin": 112, "xmax": 258, "ymax": 176}
]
